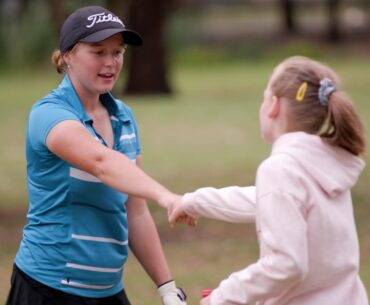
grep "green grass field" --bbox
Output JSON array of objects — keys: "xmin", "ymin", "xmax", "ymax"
[{"xmin": 1, "ymin": 51, "xmax": 370, "ymax": 304}]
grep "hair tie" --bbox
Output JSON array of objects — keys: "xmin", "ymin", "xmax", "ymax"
[{"xmin": 318, "ymin": 78, "xmax": 336, "ymax": 106}]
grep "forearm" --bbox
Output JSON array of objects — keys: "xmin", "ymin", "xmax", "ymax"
[
  {"xmin": 46, "ymin": 121, "xmax": 172, "ymax": 206},
  {"xmin": 95, "ymin": 150, "xmax": 170, "ymax": 204},
  {"xmin": 211, "ymin": 254, "xmax": 305, "ymax": 305},
  {"xmin": 182, "ymin": 186, "xmax": 256, "ymax": 223},
  {"xmin": 127, "ymin": 196, "xmax": 172, "ymax": 285}
]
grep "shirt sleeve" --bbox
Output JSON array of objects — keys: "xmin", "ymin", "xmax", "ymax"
[
  {"xmin": 182, "ymin": 186, "xmax": 256, "ymax": 223},
  {"xmin": 27, "ymin": 101, "xmax": 79, "ymax": 151},
  {"xmin": 210, "ymin": 161, "xmax": 309, "ymax": 305}
]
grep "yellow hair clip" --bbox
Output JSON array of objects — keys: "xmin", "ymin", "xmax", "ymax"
[{"xmin": 296, "ymin": 82, "xmax": 308, "ymax": 102}]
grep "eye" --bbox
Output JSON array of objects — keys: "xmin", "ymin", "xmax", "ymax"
[{"xmin": 113, "ymin": 46, "xmax": 127, "ymax": 58}]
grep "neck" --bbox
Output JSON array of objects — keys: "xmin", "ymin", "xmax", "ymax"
[
  {"xmin": 68, "ymin": 74, "xmax": 102, "ymax": 112},
  {"xmin": 80, "ymin": 94, "xmax": 102, "ymax": 113}
]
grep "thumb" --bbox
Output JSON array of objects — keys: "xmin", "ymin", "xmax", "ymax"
[{"xmin": 168, "ymin": 210, "xmax": 178, "ymax": 227}]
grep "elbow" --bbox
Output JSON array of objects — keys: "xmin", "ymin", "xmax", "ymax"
[
  {"xmin": 284, "ymin": 258, "xmax": 308, "ymax": 284},
  {"xmin": 265, "ymin": 255, "xmax": 308, "ymax": 286},
  {"xmin": 290, "ymin": 268, "xmax": 307, "ymax": 284},
  {"xmin": 90, "ymin": 154, "xmax": 105, "ymax": 180}
]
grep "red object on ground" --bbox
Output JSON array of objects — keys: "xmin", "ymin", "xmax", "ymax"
[{"xmin": 202, "ymin": 289, "xmax": 212, "ymax": 298}]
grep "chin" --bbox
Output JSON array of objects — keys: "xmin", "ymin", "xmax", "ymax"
[{"xmin": 98, "ymin": 86, "xmax": 114, "ymax": 94}]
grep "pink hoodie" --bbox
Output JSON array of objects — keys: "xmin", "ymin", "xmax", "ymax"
[{"xmin": 182, "ymin": 132, "xmax": 368, "ymax": 305}]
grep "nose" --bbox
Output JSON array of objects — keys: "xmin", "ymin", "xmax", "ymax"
[{"xmin": 104, "ymin": 54, "xmax": 115, "ymax": 67}]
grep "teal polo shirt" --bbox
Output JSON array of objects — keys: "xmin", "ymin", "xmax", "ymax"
[{"xmin": 15, "ymin": 75, "xmax": 141, "ymax": 297}]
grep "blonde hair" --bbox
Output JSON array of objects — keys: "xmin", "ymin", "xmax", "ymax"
[{"xmin": 269, "ymin": 56, "xmax": 366, "ymax": 156}]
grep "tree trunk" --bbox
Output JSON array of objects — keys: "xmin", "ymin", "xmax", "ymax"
[
  {"xmin": 105, "ymin": 0, "xmax": 129, "ymax": 21},
  {"xmin": 280, "ymin": 0, "xmax": 296, "ymax": 34},
  {"xmin": 0, "ymin": 0, "xmax": 5, "ymax": 65},
  {"xmin": 327, "ymin": 0, "xmax": 340, "ymax": 42},
  {"xmin": 124, "ymin": 0, "xmax": 173, "ymax": 95},
  {"xmin": 45, "ymin": 0, "xmax": 66, "ymax": 35}
]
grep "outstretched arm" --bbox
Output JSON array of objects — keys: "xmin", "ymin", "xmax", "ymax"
[
  {"xmin": 169, "ymin": 186, "xmax": 256, "ymax": 225},
  {"xmin": 46, "ymin": 120, "xmax": 176, "ymax": 207}
]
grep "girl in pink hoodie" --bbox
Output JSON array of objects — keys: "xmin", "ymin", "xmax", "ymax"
[{"xmin": 169, "ymin": 56, "xmax": 368, "ymax": 305}]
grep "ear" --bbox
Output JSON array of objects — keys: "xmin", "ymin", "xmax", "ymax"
[
  {"xmin": 62, "ymin": 52, "xmax": 71, "ymax": 66},
  {"xmin": 268, "ymin": 95, "xmax": 281, "ymax": 118}
]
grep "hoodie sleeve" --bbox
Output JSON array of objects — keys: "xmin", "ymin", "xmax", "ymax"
[
  {"xmin": 209, "ymin": 160, "xmax": 309, "ymax": 305},
  {"xmin": 182, "ymin": 186, "xmax": 256, "ymax": 223}
]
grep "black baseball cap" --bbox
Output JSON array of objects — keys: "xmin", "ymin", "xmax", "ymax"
[{"xmin": 60, "ymin": 5, "xmax": 143, "ymax": 54}]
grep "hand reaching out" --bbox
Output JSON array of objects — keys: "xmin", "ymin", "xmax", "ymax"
[
  {"xmin": 168, "ymin": 196, "xmax": 197, "ymax": 228},
  {"xmin": 158, "ymin": 192, "xmax": 182, "ymax": 210}
]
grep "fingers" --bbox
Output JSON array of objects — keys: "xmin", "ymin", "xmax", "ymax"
[
  {"xmin": 167, "ymin": 195, "xmax": 198, "ymax": 228},
  {"xmin": 169, "ymin": 211, "xmax": 197, "ymax": 228},
  {"xmin": 168, "ymin": 197, "xmax": 183, "ymax": 224},
  {"xmin": 174, "ymin": 215, "xmax": 197, "ymax": 226},
  {"xmin": 168, "ymin": 210, "xmax": 180, "ymax": 226}
]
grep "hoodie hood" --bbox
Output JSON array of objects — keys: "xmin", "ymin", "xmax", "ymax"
[{"xmin": 272, "ymin": 132, "xmax": 365, "ymax": 198}]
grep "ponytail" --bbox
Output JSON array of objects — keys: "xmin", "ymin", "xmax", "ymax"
[
  {"xmin": 270, "ymin": 56, "xmax": 367, "ymax": 157},
  {"xmin": 51, "ymin": 49, "xmax": 66, "ymax": 74},
  {"xmin": 322, "ymin": 91, "xmax": 366, "ymax": 156}
]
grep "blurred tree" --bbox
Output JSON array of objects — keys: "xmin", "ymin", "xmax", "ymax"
[
  {"xmin": 0, "ymin": 0, "xmax": 21, "ymax": 65},
  {"xmin": 327, "ymin": 0, "xmax": 340, "ymax": 42},
  {"xmin": 106, "ymin": 0, "xmax": 128, "ymax": 19},
  {"xmin": 45, "ymin": 0, "xmax": 66, "ymax": 36},
  {"xmin": 0, "ymin": 0, "xmax": 5, "ymax": 65},
  {"xmin": 20, "ymin": 0, "xmax": 29, "ymax": 15},
  {"xmin": 280, "ymin": 0, "xmax": 296, "ymax": 34},
  {"xmin": 279, "ymin": 0, "xmax": 342, "ymax": 41},
  {"xmin": 124, "ymin": 0, "xmax": 174, "ymax": 95}
]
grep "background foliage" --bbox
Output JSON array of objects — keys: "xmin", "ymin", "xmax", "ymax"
[{"xmin": 0, "ymin": 1, "xmax": 370, "ymax": 304}]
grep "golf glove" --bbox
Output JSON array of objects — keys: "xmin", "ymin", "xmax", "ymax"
[{"xmin": 158, "ymin": 280, "xmax": 187, "ymax": 305}]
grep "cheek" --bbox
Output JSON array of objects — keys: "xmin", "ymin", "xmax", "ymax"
[
  {"xmin": 259, "ymin": 101, "xmax": 271, "ymax": 142},
  {"xmin": 117, "ymin": 57, "xmax": 124, "ymax": 69},
  {"xmin": 259, "ymin": 101, "xmax": 267, "ymax": 123},
  {"xmin": 74, "ymin": 57, "xmax": 98, "ymax": 74},
  {"xmin": 259, "ymin": 103, "xmax": 263, "ymax": 121}
]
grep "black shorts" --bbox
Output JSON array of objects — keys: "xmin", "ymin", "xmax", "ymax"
[{"xmin": 6, "ymin": 264, "xmax": 131, "ymax": 305}]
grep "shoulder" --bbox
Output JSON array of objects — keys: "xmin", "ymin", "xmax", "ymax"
[
  {"xmin": 257, "ymin": 153, "xmax": 308, "ymax": 197},
  {"xmin": 30, "ymin": 97, "xmax": 78, "ymax": 121},
  {"xmin": 258, "ymin": 153, "xmax": 297, "ymax": 176},
  {"xmin": 32, "ymin": 88, "xmax": 74, "ymax": 113},
  {"xmin": 27, "ymin": 95, "xmax": 80, "ymax": 145}
]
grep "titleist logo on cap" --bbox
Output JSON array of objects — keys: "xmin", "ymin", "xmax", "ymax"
[{"xmin": 86, "ymin": 12, "xmax": 124, "ymax": 28}]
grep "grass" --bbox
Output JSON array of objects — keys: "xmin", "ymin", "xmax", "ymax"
[{"xmin": 1, "ymin": 50, "xmax": 370, "ymax": 304}]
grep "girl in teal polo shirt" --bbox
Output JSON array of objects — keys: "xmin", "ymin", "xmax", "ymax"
[{"xmin": 6, "ymin": 5, "xmax": 188, "ymax": 305}]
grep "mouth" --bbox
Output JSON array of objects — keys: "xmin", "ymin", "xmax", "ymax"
[{"xmin": 98, "ymin": 73, "xmax": 115, "ymax": 80}]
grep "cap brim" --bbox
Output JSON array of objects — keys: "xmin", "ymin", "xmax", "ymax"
[{"xmin": 80, "ymin": 28, "xmax": 143, "ymax": 46}]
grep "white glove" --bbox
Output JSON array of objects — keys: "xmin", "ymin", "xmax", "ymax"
[{"xmin": 158, "ymin": 280, "xmax": 187, "ymax": 305}]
